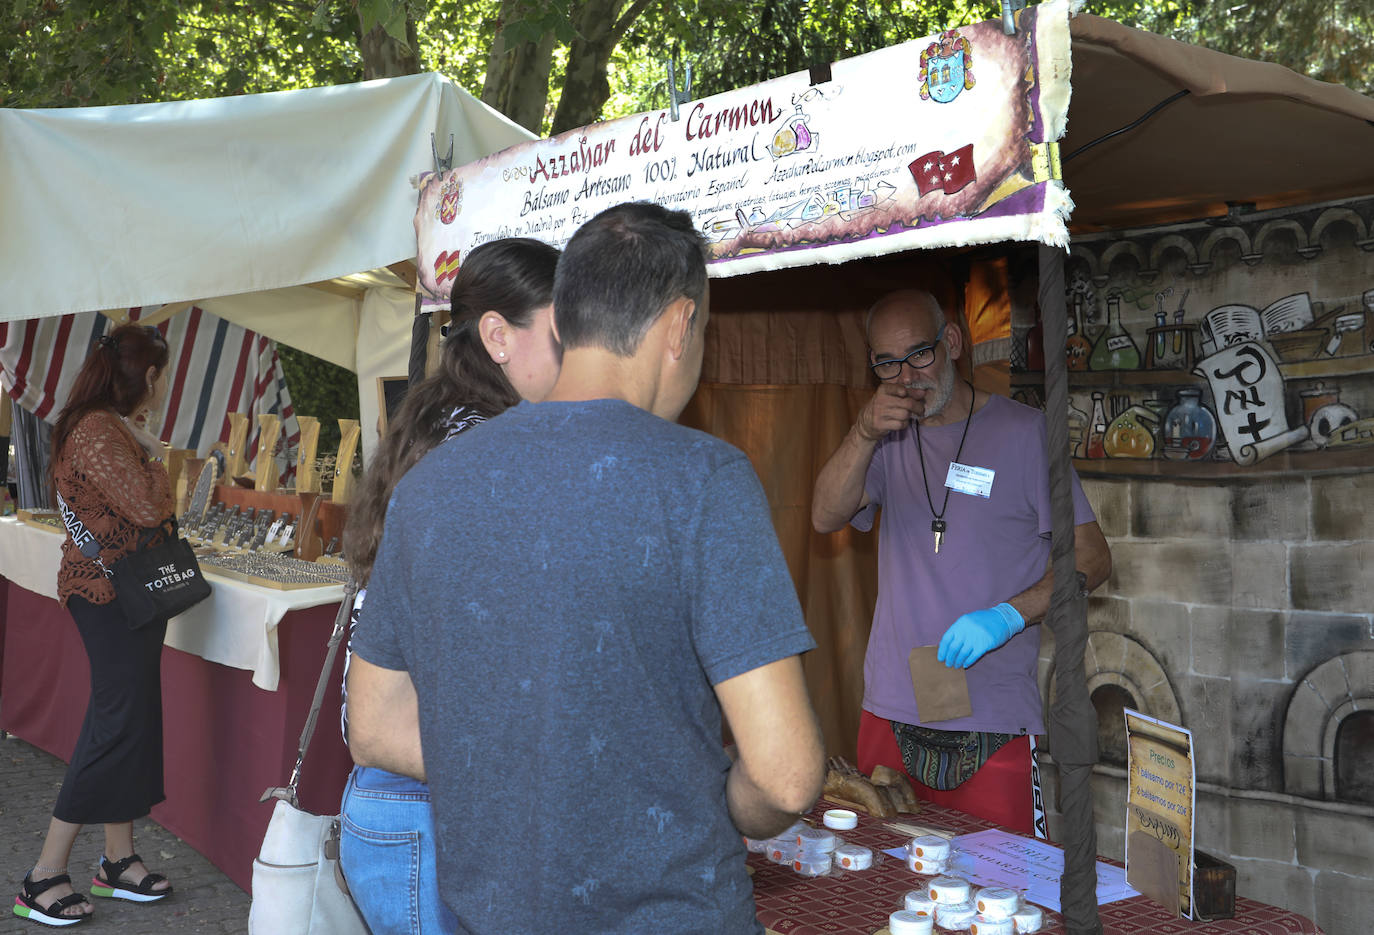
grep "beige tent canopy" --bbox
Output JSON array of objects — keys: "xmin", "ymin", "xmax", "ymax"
[{"xmin": 1063, "ymin": 15, "xmax": 1374, "ymax": 230}]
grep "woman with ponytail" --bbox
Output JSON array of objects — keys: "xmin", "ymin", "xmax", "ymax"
[
  {"xmin": 338, "ymin": 238, "xmax": 561, "ymax": 934},
  {"xmin": 16, "ymin": 324, "xmax": 175, "ymax": 927}
]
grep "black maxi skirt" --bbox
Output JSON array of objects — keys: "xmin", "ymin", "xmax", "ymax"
[{"xmin": 52, "ymin": 595, "xmax": 168, "ymax": 825}]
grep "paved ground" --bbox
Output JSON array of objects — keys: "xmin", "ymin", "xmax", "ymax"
[{"xmin": 0, "ymin": 733, "xmax": 250, "ymax": 934}]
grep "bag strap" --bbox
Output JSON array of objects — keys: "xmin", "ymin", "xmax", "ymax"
[
  {"xmin": 55, "ymin": 490, "xmax": 177, "ymax": 576},
  {"xmin": 55, "ymin": 489, "xmax": 113, "ymax": 576},
  {"xmin": 261, "ymin": 578, "xmax": 359, "ymax": 810}
]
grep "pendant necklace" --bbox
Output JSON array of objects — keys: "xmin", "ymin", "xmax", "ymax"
[{"xmin": 913, "ymin": 381, "xmax": 976, "ymax": 554}]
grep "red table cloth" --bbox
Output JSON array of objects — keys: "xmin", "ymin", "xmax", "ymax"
[
  {"xmin": 750, "ymin": 798, "xmax": 1324, "ymax": 935},
  {"xmin": 0, "ymin": 579, "xmax": 353, "ymax": 892}
]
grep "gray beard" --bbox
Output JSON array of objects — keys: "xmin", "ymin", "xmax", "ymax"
[{"xmin": 903, "ymin": 361, "xmax": 956, "ymax": 420}]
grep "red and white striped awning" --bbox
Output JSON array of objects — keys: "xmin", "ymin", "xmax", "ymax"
[{"xmin": 0, "ymin": 307, "xmax": 300, "ymax": 484}]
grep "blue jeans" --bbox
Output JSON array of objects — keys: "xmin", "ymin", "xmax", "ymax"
[{"xmin": 339, "ymin": 766, "xmax": 457, "ymax": 935}]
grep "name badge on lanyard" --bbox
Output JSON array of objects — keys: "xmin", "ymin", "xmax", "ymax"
[{"xmin": 944, "ymin": 461, "xmax": 994, "ymax": 498}]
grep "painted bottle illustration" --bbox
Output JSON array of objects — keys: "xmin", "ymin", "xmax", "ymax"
[
  {"xmin": 1067, "ymin": 397, "xmax": 1089, "ymax": 458},
  {"xmin": 1104, "ymin": 405, "xmax": 1159, "ymax": 459},
  {"xmin": 1162, "ymin": 388, "xmax": 1217, "ymax": 461},
  {"xmin": 1086, "ymin": 391, "xmax": 1109, "ymax": 459},
  {"xmin": 1065, "ymin": 294, "xmax": 1092, "ymax": 371},
  {"xmin": 769, "ymin": 103, "xmax": 815, "ymax": 158},
  {"xmin": 1089, "ymin": 295, "xmax": 1142, "ymax": 371}
]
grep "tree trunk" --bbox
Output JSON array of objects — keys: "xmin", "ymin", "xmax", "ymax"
[
  {"xmin": 359, "ymin": 15, "xmax": 422, "ymax": 80},
  {"xmin": 481, "ymin": 0, "xmax": 556, "ymax": 132},
  {"xmin": 551, "ymin": 0, "xmax": 656, "ymax": 135}
]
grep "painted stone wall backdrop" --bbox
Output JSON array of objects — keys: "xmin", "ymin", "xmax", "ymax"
[
  {"xmin": 1036, "ymin": 472, "xmax": 1374, "ymax": 935},
  {"xmin": 1013, "ymin": 196, "xmax": 1374, "ymax": 475},
  {"xmin": 1015, "ymin": 197, "xmax": 1374, "ymax": 935}
]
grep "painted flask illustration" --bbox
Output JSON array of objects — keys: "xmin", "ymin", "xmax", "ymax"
[
  {"xmin": 1089, "ymin": 294, "xmax": 1142, "ymax": 371},
  {"xmin": 1104, "ymin": 405, "xmax": 1160, "ymax": 459},
  {"xmin": 769, "ymin": 107, "xmax": 814, "ymax": 158},
  {"xmin": 1162, "ymin": 388, "xmax": 1217, "ymax": 461}
]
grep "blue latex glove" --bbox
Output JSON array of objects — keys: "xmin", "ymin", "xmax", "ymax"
[{"xmin": 937, "ymin": 603, "xmax": 1025, "ymax": 669}]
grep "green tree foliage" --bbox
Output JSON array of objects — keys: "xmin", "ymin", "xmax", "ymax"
[
  {"xmin": 445, "ymin": 0, "xmax": 1374, "ymax": 133},
  {"xmin": 277, "ymin": 345, "xmax": 360, "ymax": 451},
  {"xmin": 606, "ymin": 0, "xmax": 984, "ymax": 117},
  {"xmin": 1138, "ymin": 0, "xmax": 1373, "ymax": 95},
  {"xmin": 0, "ymin": 1, "xmax": 363, "ymax": 107},
  {"xmin": 6, "ymin": 0, "xmax": 1369, "ymax": 128}
]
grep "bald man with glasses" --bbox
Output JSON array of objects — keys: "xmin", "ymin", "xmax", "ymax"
[{"xmin": 813, "ymin": 289, "xmax": 1111, "ymax": 833}]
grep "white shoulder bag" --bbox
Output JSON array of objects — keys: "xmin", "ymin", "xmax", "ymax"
[{"xmin": 248, "ymin": 581, "xmax": 369, "ymax": 935}]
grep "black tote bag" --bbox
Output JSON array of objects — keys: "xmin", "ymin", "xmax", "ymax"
[
  {"xmin": 108, "ymin": 518, "xmax": 212, "ymax": 629},
  {"xmin": 57, "ymin": 492, "xmax": 212, "ymax": 629}
]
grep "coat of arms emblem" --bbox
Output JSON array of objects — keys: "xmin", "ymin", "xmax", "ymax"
[
  {"xmin": 436, "ymin": 175, "xmax": 463, "ymax": 224},
  {"xmin": 920, "ymin": 30, "xmax": 975, "ymax": 103}
]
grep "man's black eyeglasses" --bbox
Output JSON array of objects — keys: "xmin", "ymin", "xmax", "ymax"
[{"xmin": 870, "ymin": 323, "xmax": 946, "ymax": 380}]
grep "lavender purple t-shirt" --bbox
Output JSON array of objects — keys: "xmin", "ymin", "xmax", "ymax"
[{"xmin": 852, "ymin": 394, "xmax": 1095, "ymax": 735}]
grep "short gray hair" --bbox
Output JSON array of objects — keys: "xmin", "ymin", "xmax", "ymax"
[{"xmin": 864, "ymin": 290, "xmax": 946, "ymax": 345}]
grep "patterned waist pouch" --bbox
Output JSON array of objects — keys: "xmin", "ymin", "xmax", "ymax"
[{"xmin": 890, "ymin": 721, "xmax": 1013, "ymax": 791}]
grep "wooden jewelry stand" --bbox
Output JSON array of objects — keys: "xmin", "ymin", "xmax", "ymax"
[{"xmin": 177, "ymin": 410, "xmax": 363, "ymax": 588}]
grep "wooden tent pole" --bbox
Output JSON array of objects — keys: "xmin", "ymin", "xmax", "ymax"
[
  {"xmin": 407, "ymin": 292, "xmax": 430, "ymax": 389},
  {"xmin": 1038, "ymin": 243, "xmax": 1103, "ymax": 935}
]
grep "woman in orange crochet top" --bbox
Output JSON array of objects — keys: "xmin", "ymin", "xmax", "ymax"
[{"xmin": 15, "ymin": 324, "xmax": 176, "ymax": 928}]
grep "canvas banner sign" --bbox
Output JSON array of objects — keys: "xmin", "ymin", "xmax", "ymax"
[
  {"xmin": 1124, "ymin": 709, "xmax": 1196, "ymax": 919},
  {"xmin": 414, "ymin": 0, "xmax": 1074, "ymax": 307}
]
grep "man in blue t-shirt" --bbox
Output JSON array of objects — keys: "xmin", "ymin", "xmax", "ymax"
[{"xmin": 348, "ymin": 202, "xmax": 824, "ymax": 934}]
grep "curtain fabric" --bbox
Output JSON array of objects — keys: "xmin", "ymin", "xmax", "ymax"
[{"xmin": 680, "ymin": 383, "xmax": 879, "ymax": 758}]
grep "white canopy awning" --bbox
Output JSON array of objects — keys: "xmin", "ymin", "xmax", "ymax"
[
  {"xmin": 0, "ymin": 72, "xmax": 531, "ymax": 327},
  {"xmin": 0, "ymin": 72, "xmax": 535, "ymax": 458}
]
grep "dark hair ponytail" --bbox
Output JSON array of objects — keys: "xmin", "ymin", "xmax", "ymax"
[
  {"xmin": 345, "ymin": 238, "xmax": 560, "ymax": 583},
  {"xmin": 49, "ymin": 323, "xmax": 170, "ymax": 487}
]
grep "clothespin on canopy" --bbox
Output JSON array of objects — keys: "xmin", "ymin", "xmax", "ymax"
[
  {"xmin": 431, "ymin": 132, "xmax": 454, "ymax": 173},
  {"xmin": 667, "ymin": 60, "xmax": 694, "ymax": 122},
  {"xmin": 1002, "ymin": 0, "xmax": 1026, "ymax": 35}
]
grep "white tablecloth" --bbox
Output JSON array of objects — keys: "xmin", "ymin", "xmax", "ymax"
[{"xmin": 0, "ymin": 517, "xmax": 344, "ymax": 690}]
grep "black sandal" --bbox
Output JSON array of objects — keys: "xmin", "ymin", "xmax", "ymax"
[
  {"xmin": 13, "ymin": 871, "xmax": 92, "ymax": 927},
  {"xmin": 89, "ymin": 854, "xmax": 172, "ymax": 904}
]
